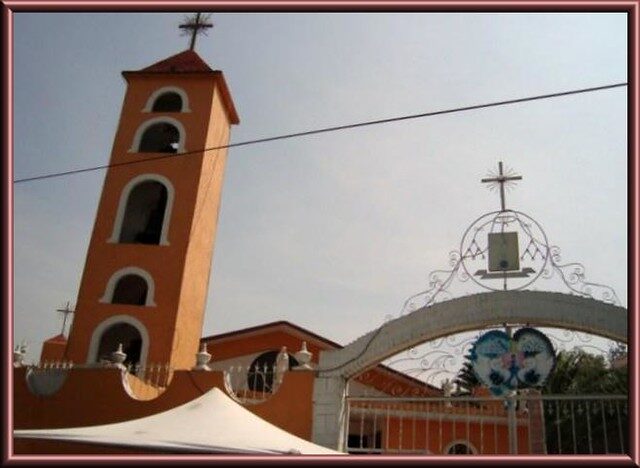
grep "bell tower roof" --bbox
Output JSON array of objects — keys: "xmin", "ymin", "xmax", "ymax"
[
  {"xmin": 138, "ymin": 49, "xmax": 213, "ymax": 73},
  {"xmin": 121, "ymin": 49, "xmax": 240, "ymax": 125}
]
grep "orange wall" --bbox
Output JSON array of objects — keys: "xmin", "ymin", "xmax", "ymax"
[
  {"xmin": 204, "ymin": 329, "xmax": 330, "ymax": 365},
  {"xmin": 65, "ymin": 73, "xmax": 234, "ymax": 369},
  {"xmin": 13, "ymin": 367, "xmax": 314, "ymax": 439},
  {"xmin": 40, "ymin": 340, "xmax": 67, "ymax": 363},
  {"xmin": 173, "ymin": 86, "xmax": 232, "ymax": 367},
  {"xmin": 383, "ymin": 416, "xmax": 529, "ymax": 454},
  {"xmin": 14, "ymin": 364, "xmax": 531, "ymax": 455}
]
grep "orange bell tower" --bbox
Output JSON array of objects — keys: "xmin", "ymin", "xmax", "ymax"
[{"xmin": 60, "ymin": 38, "xmax": 239, "ymax": 369}]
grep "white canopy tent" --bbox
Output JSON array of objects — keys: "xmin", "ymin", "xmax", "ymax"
[{"xmin": 14, "ymin": 387, "xmax": 342, "ymax": 455}]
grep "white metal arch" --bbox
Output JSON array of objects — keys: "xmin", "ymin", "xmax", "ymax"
[
  {"xmin": 99, "ymin": 266, "xmax": 157, "ymax": 307},
  {"xmin": 319, "ymin": 290, "xmax": 627, "ymax": 380},
  {"xmin": 312, "ymin": 290, "xmax": 627, "ymax": 450},
  {"xmin": 86, "ymin": 315, "xmax": 150, "ymax": 366},
  {"xmin": 107, "ymin": 173, "xmax": 175, "ymax": 246}
]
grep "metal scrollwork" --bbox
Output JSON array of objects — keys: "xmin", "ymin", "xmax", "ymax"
[
  {"xmin": 384, "ymin": 331, "xmax": 486, "ymax": 385},
  {"xmin": 458, "ymin": 210, "xmax": 550, "ymax": 292},
  {"xmin": 373, "ymin": 164, "xmax": 622, "ymax": 391},
  {"xmin": 543, "ymin": 328, "xmax": 615, "ymax": 356},
  {"xmin": 379, "ymin": 327, "xmax": 623, "ymax": 387},
  {"xmin": 396, "ymin": 252, "xmax": 467, "ymax": 318},
  {"xmin": 390, "ymin": 207, "xmax": 619, "ymax": 327},
  {"xmin": 545, "ymin": 246, "xmax": 620, "ymax": 304}
]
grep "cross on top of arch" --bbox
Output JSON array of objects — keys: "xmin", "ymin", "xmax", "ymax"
[{"xmin": 481, "ymin": 161, "xmax": 523, "ymax": 211}]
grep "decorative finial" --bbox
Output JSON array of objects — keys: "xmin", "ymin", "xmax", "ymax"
[
  {"xmin": 274, "ymin": 346, "xmax": 289, "ymax": 385},
  {"xmin": 293, "ymin": 341, "xmax": 313, "ymax": 370},
  {"xmin": 13, "ymin": 341, "xmax": 27, "ymax": 368},
  {"xmin": 110, "ymin": 343, "xmax": 127, "ymax": 367},
  {"xmin": 193, "ymin": 342, "xmax": 212, "ymax": 371},
  {"xmin": 179, "ymin": 13, "xmax": 214, "ymax": 51},
  {"xmin": 481, "ymin": 161, "xmax": 523, "ymax": 211}
]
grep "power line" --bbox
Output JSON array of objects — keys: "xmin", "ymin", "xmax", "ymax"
[{"xmin": 13, "ymin": 82, "xmax": 627, "ymax": 185}]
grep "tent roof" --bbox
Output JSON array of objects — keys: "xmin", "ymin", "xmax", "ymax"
[{"xmin": 14, "ymin": 387, "xmax": 341, "ymax": 455}]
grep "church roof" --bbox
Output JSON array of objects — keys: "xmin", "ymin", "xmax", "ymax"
[
  {"xmin": 201, "ymin": 320, "xmax": 343, "ymax": 349},
  {"xmin": 138, "ymin": 49, "xmax": 213, "ymax": 73},
  {"xmin": 201, "ymin": 321, "xmax": 442, "ymax": 394},
  {"xmin": 44, "ymin": 334, "xmax": 67, "ymax": 343}
]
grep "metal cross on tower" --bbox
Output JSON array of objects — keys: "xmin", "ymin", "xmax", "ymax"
[
  {"xmin": 481, "ymin": 161, "xmax": 522, "ymax": 211},
  {"xmin": 56, "ymin": 301, "xmax": 74, "ymax": 336},
  {"xmin": 179, "ymin": 13, "xmax": 214, "ymax": 50}
]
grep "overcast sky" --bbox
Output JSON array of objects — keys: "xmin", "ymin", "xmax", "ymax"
[{"xmin": 13, "ymin": 13, "xmax": 627, "ymax": 367}]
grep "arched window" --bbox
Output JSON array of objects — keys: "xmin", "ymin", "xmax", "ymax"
[
  {"xmin": 143, "ymin": 87, "xmax": 190, "ymax": 113},
  {"xmin": 247, "ymin": 351, "xmax": 299, "ymax": 393},
  {"xmin": 130, "ymin": 117, "xmax": 186, "ymax": 154},
  {"xmin": 109, "ymin": 174, "xmax": 174, "ymax": 246},
  {"xmin": 100, "ymin": 267, "xmax": 156, "ymax": 306},
  {"xmin": 151, "ymin": 92, "xmax": 183, "ymax": 112},
  {"xmin": 119, "ymin": 181, "xmax": 167, "ymax": 245},
  {"xmin": 112, "ymin": 274, "xmax": 148, "ymax": 305},
  {"xmin": 95, "ymin": 322, "xmax": 143, "ymax": 368},
  {"xmin": 138, "ymin": 122, "xmax": 180, "ymax": 153},
  {"xmin": 446, "ymin": 442, "xmax": 476, "ymax": 454},
  {"xmin": 87, "ymin": 315, "xmax": 150, "ymax": 367}
]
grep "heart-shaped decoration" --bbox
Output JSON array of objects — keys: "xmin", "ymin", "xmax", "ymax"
[{"xmin": 469, "ymin": 327, "xmax": 556, "ymax": 396}]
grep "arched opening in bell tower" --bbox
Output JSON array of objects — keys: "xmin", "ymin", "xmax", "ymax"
[
  {"xmin": 118, "ymin": 181, "xmax": 168, "ymax": 245},
  {"xmin": 112, "ymin": 274, "xmax": 148, "ymax": 305},
  {"xmin": 95, "ymin": 323, "xmax": 143, "ymax": 368},
  {"xmin": 138, "ymin": 122, "xmax": 180, "ymax": 153},
  {"xmin": 100, "ymin": 267, "xmax": 157, "ymax": 306},
  {"xmin": 151, "ymin": 92, "xmax": 183, "ymax": 112}
]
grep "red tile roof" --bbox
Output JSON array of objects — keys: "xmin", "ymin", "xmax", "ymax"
[
  {"xmin": 201, "ymin": 321, "xmax": 343, "ymax": 349},
  {"xmin": 201, "ymin": 321, "xmax": 441, "ymax": 393},
  {"xmin": 44, "ymin": 334, "xmax": 67, "ymax": 343},
  {"xmin": 139, "ymin": 49, "xmax": 213, "ymax": 73}
]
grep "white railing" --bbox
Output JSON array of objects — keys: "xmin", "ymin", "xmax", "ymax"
[
  {"xmin": 123, "ymin": 363, "xmax": 174, "ymax": 400},
  {"xmin": 32, "ymin": 360, "xmax": 75, "ymax": 369},
  {"xmin": 223, "ymin": 364, "xmax": 283, "ymax": 405},
  {"xmin": 345, "ymin": 394, "xmax": 628, "ymax": 455}
]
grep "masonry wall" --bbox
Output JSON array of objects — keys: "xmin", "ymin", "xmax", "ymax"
[{"xmin": 12, "ymin": 367, "xmax": 315, "ymax": 454}]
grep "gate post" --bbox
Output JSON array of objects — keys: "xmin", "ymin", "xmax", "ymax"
[
  {"xmin": 312, "ymin": 374, "xmax": 348, "ymax": 451},
  {"xmin": 507, "ymin": 391, "xmax": 518, "ymax": 454},
  {"xmin": 523, "ymin": 389, "xmax": 547, "ymax": 454}
]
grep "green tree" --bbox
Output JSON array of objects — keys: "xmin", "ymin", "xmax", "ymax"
[
  {"xmin": 453, "ymin": 345, "xmax": 628, "ymax": 454},
  {"xmin": 453, "ymin": 352, "xmax": 480, "ymax": 395},
  {"xmin": 541, "ymin": 348, "xmax": 628, "ymax": 455}
]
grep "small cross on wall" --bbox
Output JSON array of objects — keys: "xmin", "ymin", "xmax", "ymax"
[{"xmin": 56, "ymin": 301, "xmax": 75, "ymax": 336}]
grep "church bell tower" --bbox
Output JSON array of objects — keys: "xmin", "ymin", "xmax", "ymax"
[{"xmin": 62, "ymin": 18, "xmax": 239, "ymax": 370}]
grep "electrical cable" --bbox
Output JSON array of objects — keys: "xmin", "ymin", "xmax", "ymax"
[
  {"xmin": 315, "ymin": 256, "xmax": 467, "ymax": 375},
  {"xmin": 13, "ymin": 82, "xmax": 627, "ymax": 185}
]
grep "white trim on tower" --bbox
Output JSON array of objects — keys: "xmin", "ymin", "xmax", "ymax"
[
  {"xmin": 86, "ymin": 315, "xmax": 150, "ymax": 366},
  {"xmin": 129, "ymin": 116, "xmax": 187, "ymax": 153},
  {"xmin": 107, "ymin": 173, "xmax": 175, "ymax": 246},
  {"xmin": 142, "ymin": 86, "xmax": 191, "ymax": 113},
  {"xmin": 99, "ymin": 266, "xmax": 157, "ymax": 307}
]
